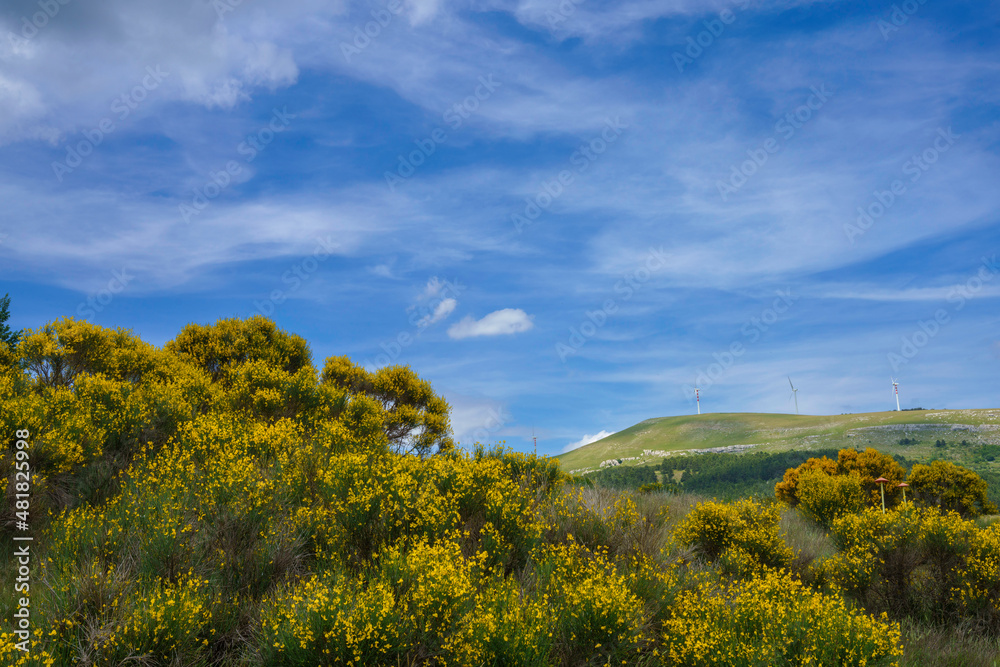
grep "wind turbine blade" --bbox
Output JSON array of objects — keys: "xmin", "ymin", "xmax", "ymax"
[{"xmin": 788, "ymin": 376, "xmax": 794, "ymax": 390}]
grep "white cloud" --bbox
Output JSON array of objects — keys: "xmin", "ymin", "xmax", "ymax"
[
  {"xmin": 416, "ymin": 297, "xmax": 456, "ymax": 328},
  {"xmin": 370, "ymin": 263, "xmax": 395, "ymax": 278},
  {"xmin": 446, "ymin": 394, "xmax": 512, "ymax": 445},
  {"xmin": 408, "ymin": 0, "xmax": 444, "ymax": 25},
  {"xmin": 447, "ymin": 308, "xmax": 534, "ymax": 339},
  {"xmin": 562, "ymin": 429, "xmax": 614, "ymax": 453},
  {"xmin": 0, "ymin": 0, "xmax": 311, "ymax": 144},
  {"xmin": 421, "ymin": 276, "xmax": 447, "ymax": 299}
]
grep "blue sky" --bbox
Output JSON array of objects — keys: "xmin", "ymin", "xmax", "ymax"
[{"xmin": 1, "ymin": 0, "xmax": 998, "ymax": 455}]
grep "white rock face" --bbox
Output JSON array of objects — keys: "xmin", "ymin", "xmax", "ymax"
[{"xmin": 599, "ymin": 456, "xmax": 640, "ymax": 468}]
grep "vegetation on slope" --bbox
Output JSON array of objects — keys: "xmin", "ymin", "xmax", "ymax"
[
  {"xmin": 0, "ymin": 316, "xmax": 997, "ymax": 665},
  {"xmin": 558, "ymin": 410, "xmax": 1000, "ymax": 474}
]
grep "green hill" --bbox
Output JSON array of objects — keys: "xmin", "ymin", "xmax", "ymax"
[{"xmin": 557, "ymin": 409, "xmax": 1000, "ymax": 475}]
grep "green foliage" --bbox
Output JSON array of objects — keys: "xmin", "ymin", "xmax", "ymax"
[
  {"xmin": 0, "ymin": 293, "xmax": 19, "ymax": 349},
  {"xmin": 674, "ymin": 498, "xmax": 793, "ymax": 573},
  {"xmin": 165, "ymin": 314, "xmax": 312, "ymax": 382},
  {"xmin": 776, "ymin": 448, "xmax": 907, "ymax": 509},
  {"xmin": 973, "ymin": 443, "xmax": 1000, "ymax": 463},
  {"xmin": 5, "ymin": 314, "xmax": 997, "ymax": 665},
  {"xmin": 321, "ymin": 355, "xmax": 455, "ymax": 457},
  {"xmin": 819, "ymin": 506, "xmax": 1000, "ymax": 632},
  {"xmin": 668, "ymin": 448, "xmax": 842, "ymax": 500},
  {"xmin": 977, "ymin": 469, "xmax": 1000, "ymax": 510},
  {"xmin": 662, "ymin": 569, "xmax": 903, "ymax": 666},
  {"xmin": 587, "ymin": 463, "xmax": 657, "ymax": 489},
  {"xmin": 908, "ymin": 460, "xmax": 998, "ymax": 518},
  {"xmin": 820, "ymin": 506, "xmax": 926, "ymax": 616},
  {"xmin": 797, "ymin": 469, "xmax": 866, "ymax": 528}
]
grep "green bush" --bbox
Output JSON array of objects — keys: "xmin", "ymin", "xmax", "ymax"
[
  {"xmin": 674, "ymin": 498, "xmax": 793, "ymax": 572},
  {"xmin": 797, "ymin": 469, "xmax": 866, "ymax": 528},
  {"xmin": 909, "ymin": 461, "xmax": 998, "ymax": 518}
]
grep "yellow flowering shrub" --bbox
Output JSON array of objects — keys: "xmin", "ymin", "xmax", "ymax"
[
  {"xmin": 796, "ymin": 468, "xmax": 865, "ymax": 528},
  {"xmin": 820, "ymin": 506, "xmax": 923, "ymax": 614},
  {"xmin": 109, "ymin": 576, "xmax": 217, "ymax": 663},
  {"xmin": 674, "ymin": 498, "xmax": 793, "ymax": 572},
  {"xmin": 960, "ymin": 522, "xmax": 1000, "ymax": 631},
  {"xmin": 534, "ymin": 541, "xmax": 646, "ymax": 665},
  {"xmin": 819, "ymin": 505, "xmax": 1000, "ymax": 629},
  {"xmin": 260, "ymin": 569, "xmax": 401, "ymax": 666},
  {"xmin": 0, "ymin": 316, "xmax": 972, "ymax": 664},
  {"xmin": 661, "ymin": 569, "xmax": 903, "ymax": 666},
  {"xmin": 908, "ymin": 460, "xmax": 998, "ymax": 518},
  {"xmin": 776, "ymin": 448, "xmax": 905, "ymax": 509}
]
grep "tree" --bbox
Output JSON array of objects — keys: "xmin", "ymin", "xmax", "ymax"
[
  {"xmin": 908, "ymin": 461, "xmax": 998, "ymax": 518},
  {"xmin": 0, "ymin": 293, "xmax": 20, "ymax": 348},
  {"xmin": 775, "ymin": 455, "xmax": 837, "ymax": 506},
  {"xmin": 165, "ymin": 315, "xmax": 312, "ymax": 383},
  {"xmin": 836, "ymin": 448, "xmax": 906, "ymax": 507},
  {"xmin": 797, "ymin": 468, "xmax": 866, "ymax": 528},
  {"xmin": 776, "ymin": 448, "xmax": 906, "ymax": 509},
  {"xmin": 18, "ymin": 318, "xmax": 162, "ymax": 388},
  {"xmin": 321, "ymin": 355, "xmax": 455, "ymax": 458}
]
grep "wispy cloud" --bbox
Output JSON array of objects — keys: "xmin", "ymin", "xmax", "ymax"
[
  {"xmin": 448, "ymin": 308, "xmax": 534, "ymax": 339},
  {"xmin": 2, "ymin": 0, "xmax": 999, "ymax": 456},
  {"xmin": 417, "ymin": 297, "xmax": 457, "ymax": 327},
  {"xmin": 562, "ymin": 429, "xmax": 614, "ymax": 453}
]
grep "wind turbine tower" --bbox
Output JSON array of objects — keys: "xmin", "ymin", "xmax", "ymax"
[
  {"xmin": 533, "ymin": 428, "xmax": 537, "ymax": 456},
  {"xmin": 891, "ymin": 378, "xmax": 901, "ymax": 411},
  {"xmin": 788, "ymin": 377, "xmax": 799, "ymax": 415},
  {"xmin": 695, "ymin": 387, "xmax": 701, "ymax": 415}
]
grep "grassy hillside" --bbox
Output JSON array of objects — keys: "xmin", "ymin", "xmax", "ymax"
[{"xmin": 557, "ymin": 409, "xmax": 1000, "ymax": 474}]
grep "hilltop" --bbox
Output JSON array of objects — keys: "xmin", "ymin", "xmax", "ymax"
[{"xmin": 557, "ymin": 409, "xmax": 1000, "ymax": 474}]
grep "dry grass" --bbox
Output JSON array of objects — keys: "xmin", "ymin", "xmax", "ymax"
[
  {"xmin": 778, "ymin": 506, "xmax": 835, "ymax": 579},
  {"xmin": 976, "ymin": 515, "xmax": 1000, "ymax": 529},
  {"xmin": 902, "ymin": 619, "xmax": 1000, "ymax": 667},
  {"xmin": 546, "ymin": 487, "xmax": 706, "ymax": 562}
]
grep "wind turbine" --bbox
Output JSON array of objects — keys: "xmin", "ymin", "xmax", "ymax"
[
  {"xmin": 694, "ymin": 387, "xmax": 701, "ymax": 415},
  {"xmin": 788, "ymin": 377, "xmax": 799, "ymax": 415},
  {"xmin": 891, "ymin": 378, "xmax": 901, "ymax": 411}
]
